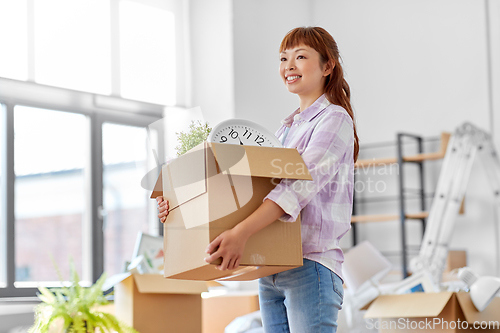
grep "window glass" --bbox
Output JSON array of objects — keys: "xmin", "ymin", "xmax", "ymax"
[
  {"xmin": 102, "ymin": 123, "xmax": 151, "ymax": 276},
  {"xmin": 0, "ymin": 1, "xmax": 28, "ymax": 80},
  {"xmin": 14, "ymin": 106, "xmax": 87, "ymax": 284},
  {"xmin": 34, "ymin": 0, "xmax": 111, "ymax": 94},
  {"xmin": 0, "ymin": 104, "xmax": 5, "ymax": 288},
  {"xmin": 120, "ymin": 0, "xmax": 176, "ymax": 105}
]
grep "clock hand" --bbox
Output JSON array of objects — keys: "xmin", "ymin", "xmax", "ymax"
[{"xmin": 238, "ymin": 137, "xmax": 244, "ymax": 145}]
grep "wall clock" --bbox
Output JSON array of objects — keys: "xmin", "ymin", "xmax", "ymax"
[{"xmin": 207, "ymin": 119, "xmax": 282, "ymax": 148}]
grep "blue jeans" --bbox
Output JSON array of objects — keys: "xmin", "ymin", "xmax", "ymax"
[{"xmin": 259, "ymin": 259, "xmax": 344, "ymax": 333}]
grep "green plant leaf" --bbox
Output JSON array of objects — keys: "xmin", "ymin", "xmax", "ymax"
[
  {"xmin": 38, "ymin": 286, "xmax": 56, "ymax": 304},
  {"xmin": 29, "ymin": 260, "xmax": 138, "ymax": 333},
  {"xmin": 175, "ymin": 120, "xmax": 211, "ymax": 156}
]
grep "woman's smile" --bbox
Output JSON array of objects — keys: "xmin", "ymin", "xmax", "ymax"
[{"xmin": 286, "ymin": 74, "xmax": 302, "ymax": 84}]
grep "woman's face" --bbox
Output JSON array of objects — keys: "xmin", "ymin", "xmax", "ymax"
[{"xmin": 279, "ymin": 44, "xmax": 330, "ymax": 99}]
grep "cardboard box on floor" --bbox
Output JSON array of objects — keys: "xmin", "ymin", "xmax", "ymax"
[
  {"xmin": 444, "ymin": 250, "xmax": 467, "ymax": 273},
  {"xmin": 202, "ymin": 292, "xmax": 260, "ymax": 333},
  {"xmin": 364, "ymin": 291, "xmax": 500, "ymax": 332},
  {"xmin": 113, "ymin": 273, "xmax": 208, "ymax": 333},
  {"xmin": 151, "ymin": 142, "xmax": 311, "ymax": 281}
]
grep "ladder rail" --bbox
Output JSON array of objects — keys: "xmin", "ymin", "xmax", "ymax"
[
  {"xmin": 430, "ymin": 136, "xmax": 478, "ymax": 283},
  {"xmin": 477, "ymin": 139, "xmax": 500, "ymax": 276},
  {"xmin": 413, "ymin": 133, "xmax": 464, "ymax": 270}
]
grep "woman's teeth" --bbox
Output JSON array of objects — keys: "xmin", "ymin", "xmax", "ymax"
[{"xmin": 287, "ymin": 75, "xmax": 301, "ymax": 81}]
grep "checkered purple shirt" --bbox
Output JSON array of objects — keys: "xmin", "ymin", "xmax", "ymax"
[{"xmin": 264, "ymin": 94, "xmax": 354, "ymax": 282}]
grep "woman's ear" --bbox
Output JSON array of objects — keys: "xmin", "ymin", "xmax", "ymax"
[{"xmin": 323, "ymin": 61, "xmax": 335, "ymax": 77}]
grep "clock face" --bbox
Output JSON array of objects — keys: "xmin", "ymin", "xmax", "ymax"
[{"xmin": 207, "ymin": 119, "xmax": 282, "ymax": 148}]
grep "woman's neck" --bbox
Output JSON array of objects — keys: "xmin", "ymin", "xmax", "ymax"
[{"xmin": 298, "ymin": 91, "xmax": 324, "ymax": 112}]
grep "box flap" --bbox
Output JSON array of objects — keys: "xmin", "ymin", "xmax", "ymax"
[
  {"xmin": 103, "ymin": 272, "xmax": 132, "ymax": 292},
  {"xmin": 456, "ymin": 291, "xmax": 500, "ymax": 323},
  {"xmin": 364, "ymin": 292, "xmax": 454, "ymax": 318},
  {"xmin": 133, "ymin": 274, "xmax": 208, "ymax": 294},
  {"xmin": 210, "ymin": 142, "xmax": 312, "ymax": 180},
  {"xmin": 163, "ymin": 142, "xmax": 207, "ymax": 210},
  {"xmin": 150, "ymin": 169, "xmax": 163, "ymax": 199}
]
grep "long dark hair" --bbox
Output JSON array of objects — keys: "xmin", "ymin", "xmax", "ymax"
[{"xmin": 280, "ymin": 27, "xmax": 359, "ymax": 162}]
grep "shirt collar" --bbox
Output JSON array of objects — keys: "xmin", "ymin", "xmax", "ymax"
[{"xmin": 280, "ymin": 94, "xmax": 332, "ymax": 127}]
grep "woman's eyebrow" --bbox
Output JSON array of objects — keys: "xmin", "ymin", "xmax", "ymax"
[{"xmin": 281, "ymin": 48, "xmax": 307, "ymax": 54}]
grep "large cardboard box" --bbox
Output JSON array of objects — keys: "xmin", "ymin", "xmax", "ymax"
[
  {"xmin": 113, "ymin": 273, "xmax": 208, "ymax": 333},
  {"xmin": 364, "ymin": 291, "xmax": 500, "ymax": 332},
  {"xmin": 202, "ymin": 293, "xmax": 260, "ymax": 333},
  {"xmin": 151, "ymin": 142, "xmax": 311, "ymax": 281}
]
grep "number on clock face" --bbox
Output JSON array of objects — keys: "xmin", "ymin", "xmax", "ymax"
[{"xmin": 211, "ymin": 126, "xmax": 278, "ymax": 147}]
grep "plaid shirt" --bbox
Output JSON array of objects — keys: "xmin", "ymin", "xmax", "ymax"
[{"xmin": 264, "ymin": 94, "xmax": 354, "ymax": 282}]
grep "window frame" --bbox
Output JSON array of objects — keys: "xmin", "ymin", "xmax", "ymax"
[{"xmin": 0, "ymin": 78, "xmax": 164, "ymax": 298}]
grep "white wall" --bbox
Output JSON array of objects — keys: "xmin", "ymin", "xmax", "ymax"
[
  {"xmin": 224, "ymin": 0, "xmax": 500, "ymax": 276},
  {"xmin": 232, "ymin": 0, "xmax": 313, "ymax": 132}
]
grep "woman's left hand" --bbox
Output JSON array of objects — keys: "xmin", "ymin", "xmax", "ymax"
[{"xmin": 204, "ymin": 227, "xmax": 249, "ymax": 271}]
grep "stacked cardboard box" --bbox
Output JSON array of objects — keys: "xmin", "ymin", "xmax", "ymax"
[
  {"xmin": 113, "ymin": 274, "xmax": 208, "ymax": 333},
  {"xmin": 202, "ymin": 293, "xmax": 260, "ymax": 333}
]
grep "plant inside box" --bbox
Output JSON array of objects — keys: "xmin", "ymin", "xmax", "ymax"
[
  {"xmin": 29, "ymin": 264, "xmax": 137, "ymax": 333},
  {"xmin": 175, "ymin": 120, "xmax": 211, "ymax": 156}
]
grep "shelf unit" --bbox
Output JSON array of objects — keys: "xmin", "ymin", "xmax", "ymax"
[{"xmin": 351, "ymin": 132, "xmax": 450, "ymax": 278}]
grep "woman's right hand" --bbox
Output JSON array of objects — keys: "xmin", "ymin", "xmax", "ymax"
[{"xmin": 156, "ymin": 196, "xmax": 169, "ymax": 223}]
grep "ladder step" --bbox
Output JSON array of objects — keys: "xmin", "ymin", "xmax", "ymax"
[
  {"xmin": 354, "ymin": 132, "xmax": 451, "ymax": 169},
  {"xmin": 351, "ymin": 212, "xmax": 429, "ymax": 223}
]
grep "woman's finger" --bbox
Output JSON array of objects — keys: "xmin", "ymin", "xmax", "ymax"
[
  {"xmin": 219, "ymin": 257, "xmax": 232, "ymax": 271},
  {"xmin": 205, "ymin": 249, "xmax": 222, "ymax": 264},
  {"xmin": 205, "ymin": 236, "xmax": 222, "ymax": 255},
  {"xmin": 228, "ymin": 258, "xmax": 238, "ymax": 270},
  {"xmin": 233, "ymin": 257, "xmax": 241, "ymax": 270}
]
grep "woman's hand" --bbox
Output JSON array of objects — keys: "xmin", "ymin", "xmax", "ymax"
[
  {"xmin": 156, "ymin": 196, "xmax": 169, "ymax": 223},
  {"xmin": 204, "ymin": 227, "xmax": 249, "ymax": 271}
]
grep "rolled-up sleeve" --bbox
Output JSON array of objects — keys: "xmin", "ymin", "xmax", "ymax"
[{"xmin": 264, "ymin": 111, "xmax": 353, "ymax": 222}]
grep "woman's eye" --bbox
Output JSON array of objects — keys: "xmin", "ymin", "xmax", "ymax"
[
  {"xmin": 297, "ymin": 55, "xmax": 305, "ymax": 59},
  {"xmin": 280, "ymin": 57, "xmax": 287, "ymax": 62}
]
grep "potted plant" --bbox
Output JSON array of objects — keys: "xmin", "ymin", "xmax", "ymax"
[{"xmin": 29, "ymin": 264, "xmax": 137, "ymax": 333}]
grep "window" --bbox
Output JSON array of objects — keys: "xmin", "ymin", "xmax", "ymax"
[
  {"xmin": 34, "ymin": 0, "xmax": 111, "ymax": 94},
  {"xmin": 102, "ymin": 123, "xmax": 150, "ymax": 276},
  {"xmin": 0, "ymin": 96, "xmax": 162, "ymax": 298},
  {"xmin": 0, "ymin": 1, "xmax": 28, "ymax": 80},
  {"xmin": 0, "ymin": 0, "xmax": 176, "ymax": 298},
  {"xmin": 0, "ymin": 104, "xmax": 6, "ymax": 288},
  {"xmin": 0, "ymin": 0, "xmax": 185, "ymax": 104},
  {"xmin": 14, "ymin": 106, "xmax": 89, "ymax": 285},
  {"xmin": 119, "ymin": 1, "xmax": 176, "ymax": 105}
]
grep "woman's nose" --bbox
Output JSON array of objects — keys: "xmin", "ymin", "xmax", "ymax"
[{"xmin": 285, "ymin": 59, "xmax": 295, "ymax": 71}]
